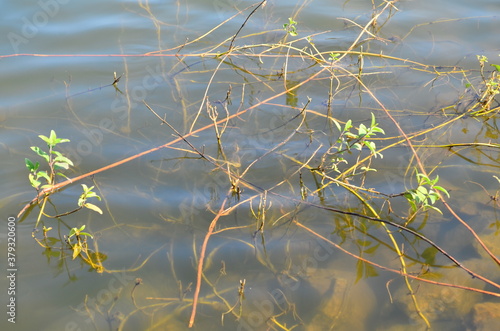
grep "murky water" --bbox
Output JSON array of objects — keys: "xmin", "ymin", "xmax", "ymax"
[{"xmin": 1, "ymin": 1, "xmax": 499, "ymax": 330}]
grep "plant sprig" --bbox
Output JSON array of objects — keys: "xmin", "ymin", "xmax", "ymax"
[{"xmin": 404, "ymin": 172, "xmax": 450, "ymax": 215}]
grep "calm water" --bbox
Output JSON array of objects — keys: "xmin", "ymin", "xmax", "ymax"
[{"xmin": 1, "ymin": 1, "xmax": 499, "ymax": 330}]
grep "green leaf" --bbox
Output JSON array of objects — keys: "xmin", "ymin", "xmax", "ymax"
[
  {"xmin": 344, "ymin": 119, "xmax": 352, "ymax": 132},
  {"xmin": 40, "ymin": 130, "xmax": 70, "ymax": 147},
  {"xmin": 78, "ymin": 231, "xmax": 94, "ymax": 239},
  {"xmin": 37, "ymin": 171, "xmax": 50, "ymax": 182},
  {"xmin": 416, "ymin": 173, "xmax": 430, "ymax": 185},
  {"xmin": 427, "ymin": 192, "xmax": 438, "ymax": 204},
  {"xmin": 25, "ymin": 158, "xmax": 35, "ymax": 171},
  {"xmin": 86, "ymin": 192, "xmax": 100, "ymax": 200},
  {"xmin": 412, "ymin": 191, "xmax": 425, "ymax": 204},
  {"xmin": 329, "ymin": 53, "xmax": 341, "ymax": 61},
  {"xmin": 28, "ymin": 174, "xmax": 41, "ymax": 189},
  {"xmin": 490, "ymin": 64, "xmax": 500, "ymax": 72},
  {"xmin": 430, "ymin": 175, "xmax": 439, "ymax": 186},
  {"xmin": 417, "ymin": 185, "xmax": 428, "ymax": 195},
  {"xmin": 52, "ymin": 153, "xmax": 74, "ymax": 166},
  {"xmin": 56, "ymin": 172, "xmax": 70, "ymax": 180},
  {"xmin": 84, "ymin": 203, "xmax": 103, "ymax": 215},
  {"xmin": 54, "ymin": 162, "xmax": 70, "ymax": 170},
  {"xmin": 364, "ymin": 141, "xmax": 377, "ymax": 154},
  {"xmin": 332, "ymin": 119, "xmax": 342, "ymax": 132},
  {"xmin": 345, "ymin": 132, "xmax": 357, "ymax": 139},
  {"xmin": 404, "ymin": 190, "xmax": 416, "ymax": 201},
  {"xmin": 38, "ymin": 134, "xmax": 50, "ymax": 145},
  {"xmin": 371, "ymin": 126, "xmax": 385, "ymax": 134},
  {"xmin": 31, "ymin": 146, "xmax": 49, "ymax": 163},
  {"xmin": 352, "ymin": 142, "xmax": 362, "ymax": 150},
  {"xmin": 358, "ymin": 123, "xmax": 367, "ymax": 136},
  {"xmin": 433, "ymin": 185, "xmax": 449, "ymax": 197},
  {"xmin": 68, "ymin": 227, "xmax": 77, "ymax": 238},
  {"xmin": 360, "ymin": 166, "xmax": 377, "ymax": 172},
  {"xmin": 426, "ymin": 205, "xmax": 443, "ymax": 214},
  {"xmin": 408, "ymin": 200, "xmax": 417, "ymax": 212}
]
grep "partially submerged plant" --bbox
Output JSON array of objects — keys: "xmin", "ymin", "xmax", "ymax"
[
  {"xmin": 25, "ymin": 129, "xmax": 72, "ymax": 192},
  {"xmin": 24, "ymin": 130, "xmax": 103, "ymax": 270},
  {"xmin": 404, "ymin": 172, "xmax": 450, "ymax": 216},
  {"xmin": 283, "ymin": 17, "xmax": 298, "ymax": 36},
  {"xmin": 463, "ymin": 55, "xmax": 500, "ymax": 116},
  {"xmin": 67, "ymin": 225, "xmax": 94, "ymax": 260}
]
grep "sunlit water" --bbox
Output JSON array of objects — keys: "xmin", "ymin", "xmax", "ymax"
[{"xmin": 1, "ymin": 1, "xmax": 499, "ymax": 330}]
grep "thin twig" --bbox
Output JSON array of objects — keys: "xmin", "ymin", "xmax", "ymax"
[{"xmin": 228, "ymin": 0, "xmax": 267, "ymax": 51}]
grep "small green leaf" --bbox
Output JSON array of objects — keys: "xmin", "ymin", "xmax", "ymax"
[
  {"xmin": 37, "ymin": 171, "xmax": 51, "ymax": 183},
  {"xmin": 78, "ymin": 231, "xmax": 94, "ymax": 239},
  {"xmin": 54, "ymin": 162, "xmax": 70, "ymax": 170},
  {"xmin": 430, "ymin": 175, "xmax": 439, "ymax": 186},
  {"xmin": 364, "ymin": 141, "xmax": 376, "ymax": 154},
  {"xmin": 371, "ymin": 126, "xmax": 385, "ymax": 134},
  {"xmin": 52, "ymin": 152, "xmax": 74, "ymax": 166},
  {"xmin": 358, "ymin": 123, "xmax": 367, "ymax": 136},
  {"xmin": 490, "ymin": 64, "xmax": 500, "ymax": 72},
  {"xmin": 84, "ymin": 203, "xmax": 103, "ymax": 215},
  {"xmin": 433, "ymin": 185, "xmax": 449, "ymax": 197},
  {"xmin": 56, "ymin": 172, "xmax": 70, "ymax": 180},
  {"xmin": 68, "ymin": 228, "xmax": 77, "ymax": 238},
  {"xmin": 345, "ymin": 132, "xmax": 357, "ymax": 139},
  {"xmin": 404, "ymin": 190, "xmax": 416, "ymax": 200},
  {"xmin": 332, "ymin": 119, "xmax": 342, "ymax": 132},
  {"xmin": 49, "ymin": 130, "xmax": 57, "ymax": 144},
  {"xmin": 427, "ymin": 192, "xmax": 438, "ymax": 204},
  {"xmin": 40, "ymin": 130, "xmax": 70, "ymax": 147},
  {"xmin": 417, "ymin": 185, "xmax": 428, "ymax": 195},
  {"xmin": 352, "ymin": 142, "xmax": 362, "ymax": 150},
  {"xmin": 28, "ymin": 174, "xmax": 41, "ymax": 189},
  {"xmin": 329, "ymin": 53, "xmax": 341, "ymax": 61},
  {"xmin": 38, "ymin": 134, "xmax": 50, "ymax": 145},
  {"xmin": 25, "ymin": 158, "xmax": 35, "ymax": 171},
  {"xmin": 426, "ymin": 205, "xmax": 443, "ymax": 214},
  {"xmin": 31, "ymin": 146, "xmax": 50, "ymax": 163},
  {"xmin": 344, "ymin": 119, "xmax": 352, "ymax": 131}
]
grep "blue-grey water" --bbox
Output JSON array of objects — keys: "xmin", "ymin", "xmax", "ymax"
[{"xmin": 1, "ymin": 1, "xmax": 499, "ymax": 330}]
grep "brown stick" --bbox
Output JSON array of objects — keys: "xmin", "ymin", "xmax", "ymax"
[{"xmin": 188, "ymin": 197, "xmax": 229, "ymax": 328}]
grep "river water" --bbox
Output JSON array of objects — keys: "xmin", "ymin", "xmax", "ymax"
[{"xmin": 1, "ymin": 1, "xmax": 499, "ymax": 330}]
